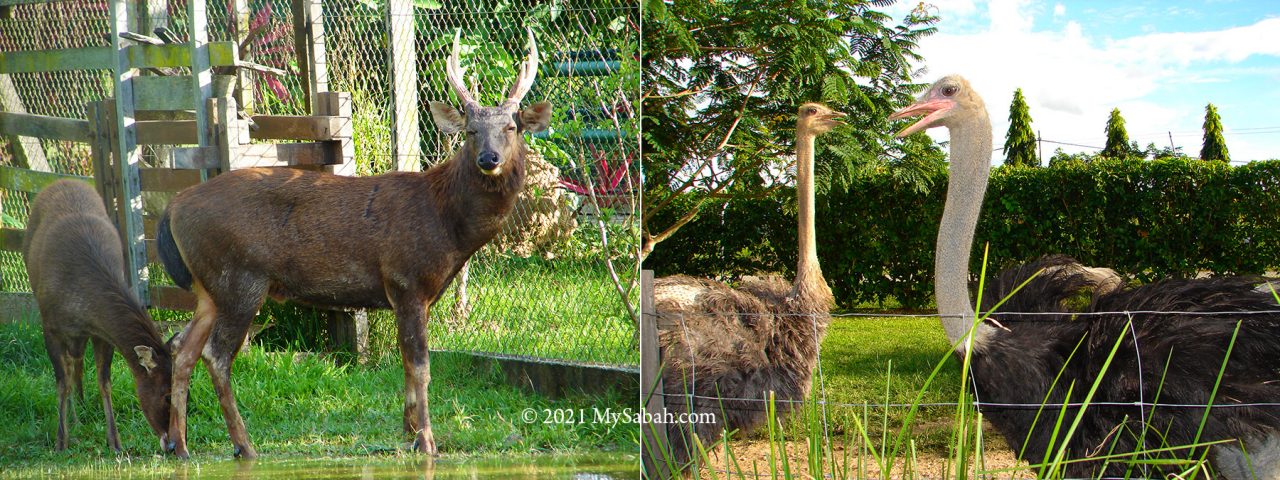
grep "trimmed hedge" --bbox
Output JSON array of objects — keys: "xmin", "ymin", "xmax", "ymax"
[{"xmin": 644, "ymin": 158, "xmax": 1280, "ymax": 309}]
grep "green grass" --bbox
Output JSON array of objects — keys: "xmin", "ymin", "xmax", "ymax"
[
  {"xmin": 0, "ymin": 319, "xmax": 638, "ymax": 470},
  {"xmin": 799, "ymin": 316, "xmax": 963, "ymax": 452}
]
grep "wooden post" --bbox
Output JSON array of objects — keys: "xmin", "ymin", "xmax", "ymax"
[
  {"xmin": 87, "ymin": 102, "xmax": 115, "ymax": 215},
  {"xmin": 289, "ymin": 0, "xmax": 311, "ymax": 113},
  {"xmin": 640, "ymin": 269, "xmax": 672, "ymax": 479},
  {"xmin": 386, "ymin": 0, "xmax": 419, "ymax": 172},
  {"xmin": 231, "ymin": 0, "xmax": 253, "ymax": 115},
  {"xmin": 109, "ymin": 0, "xmax": 148, "ymax": 302},
  {"xmin": 302, "ymin": 0, "xmax": 328, "ymax": 106},
  {"xmin": 187, "ymin": 0, "xmax": 213, "ymax": 147}
]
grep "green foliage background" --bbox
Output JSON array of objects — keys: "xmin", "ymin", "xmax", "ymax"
[
  {"xmin": 645, "ymin": 158, "xmax": 1280, "ymax": 309},
  {"xmin": 641, "ymin": 0, "xmax": 945, "ymax": 254}
]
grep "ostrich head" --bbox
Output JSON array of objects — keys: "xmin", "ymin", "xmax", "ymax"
[
  {"xmin": 797, "ymin": 102, "xmax": 846, "ymax": 135},
  {"xmin": 889, "ymin": 75, "xmax": 986, "ymax": 137}
]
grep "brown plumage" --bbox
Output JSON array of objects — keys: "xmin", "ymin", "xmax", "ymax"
[{"xmin": 654, "ymin": 103, "xmax": 844, "ymax": 469}]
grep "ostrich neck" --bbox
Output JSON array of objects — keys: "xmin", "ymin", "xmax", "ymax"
[
  {"xmin": 936, "ymin": 116, "xmax": 995, "ymax": 350},
  {"xmin": 790, "ymin": 131, "xmax": 830, "ymax": 308}
]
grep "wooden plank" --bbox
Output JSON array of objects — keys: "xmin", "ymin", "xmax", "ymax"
[
  {"xmin": 136, "ymin": 120, "xmax": 196, "ymax": 145},
  {"xmin": 133, "ymin": 75, "xmax": 233, "ymax": 111},
  {"xmin": 303, "ymin": 0, "xmax": 328, "ymax": 103},
  {"xmin": 250, "ymin": 115, "xmax": 349, "ymax": 141},
  {"xmin": 88, "ymin": 102, "xmax": 116, "ymax": 220},
  {"xmin": 0, "ymin": 74, "xmax": 51, "ymax": 171},
  {"xmin": 0, "ymin": 227, "xmax": 22, "ymax": 251},
  {"xmin": 0, "ymin": 165, "xmax": 91, "ymax": 193},
  {"xmin": 640, "ymin": 269, "xmax": 671, "ymax": 479},
  {"xmin": 188, "ymin": 0, "xmax": 213, "ymax": 147},
  {"xmin": 231, "ymin": 0, "xmax": 253, "ymax": 115},
  {"xmin": 387, "ymin": 0, "xmax": 419, "ymax": 172},
  {"xmin": 149, "ymin": 285, "xmax": 195, "ymax": 311},
  {"xmin": 0, "ymin": 42, "xmax": 237, "ymax": 74},
  {"xmin": 112, "ymin": 0, "xmax": 149, "ymax": 303},
  {"xmin": 0, "ymin": 112, "xmax": 91, "ymax": 143},
  {"xmin": 171, "ymin": 142, "xmax": 342, "ymax": 169},
  {"xmin": 316, "ymin": 92, "xmax": 354, "ymax": 175},
  {"xmin": 139, "ymin": 167, "xmax": 202, "ymax": 192},
  {"xmin": 289, "ymin": 0, "xmax": 311, "ymax": 113},
  {"xmin": 0, "ymin": 0, "xmax": 58, "ymax": 7}
]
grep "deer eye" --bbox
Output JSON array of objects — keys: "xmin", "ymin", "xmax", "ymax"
[
  {"xmin": 941, "ymin": 85, "xmax": 958, "ymax": 96},
  {"xmin": 505, "ymin": 125, "xmax": 517, "ymax": 132},
  {"xmin": 806, "ymin": 108, "xmax": 817, "ymax": 115},
  {"xmin": 466, "ymin": 129, "xmax": 478, "ymax": 135}
]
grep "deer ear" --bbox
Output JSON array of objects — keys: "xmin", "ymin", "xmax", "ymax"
[
  {"xmin": 134, "ymin": 345, "xmax": 158, "ymax": 374},
  {"xmin": 517, "ymin": 101, "xmax": 552, "ymax": 133},
  {"xmin": 429, "ymin": 102, "xmax": 466, "ymax": 134}
]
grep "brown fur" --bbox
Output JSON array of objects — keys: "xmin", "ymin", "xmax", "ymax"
[
  {"xmin": 23, "ymin": 179, "xmax": 172, "ymax": 452},
  {"xmin": 158, "ymin": 100, "xmax": 552, "ymax": 458},
  {"xmin": 653, "ymin": 104, "xmax": 842, "ymax": 470}
]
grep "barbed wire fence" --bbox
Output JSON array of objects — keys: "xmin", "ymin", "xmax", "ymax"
[
  {"xmin": 643, "ymin": 299, "xmax": 1280, "ymax": 478},
  {"xmin": 0, "ymin": 0, "xmax": 640, "ymax": 369}
]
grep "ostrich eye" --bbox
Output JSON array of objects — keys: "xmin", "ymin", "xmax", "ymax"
[{"xmin": 941, "ymin": 85, "xmax": 958, "ymax": 96}]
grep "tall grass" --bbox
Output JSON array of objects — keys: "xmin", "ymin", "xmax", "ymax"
[{"xmin": 646, "ymin": 249, "xmax": 1252, "ymax": 479}]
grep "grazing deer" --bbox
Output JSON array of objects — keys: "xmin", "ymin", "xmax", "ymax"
[
  {"xmin": 156, "ymin": 28, "xmax": 551, "ymax": 458},
  {"xmin": 23, "ymin": 179, "xmax": 172, "ymax": 452}
]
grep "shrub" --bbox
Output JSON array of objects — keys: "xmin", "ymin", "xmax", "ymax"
[{"xmin": 644, "ymin": 158, "xmax": 1280, "ymax": 309}]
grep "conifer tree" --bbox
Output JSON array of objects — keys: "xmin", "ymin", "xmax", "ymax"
[
  {"xmin": 1200, "ymin": 103, "xmax": 1230, "ymax": 162},
  {"xmin": 1102, "ymin": 108, "xmax": 1133, "ymax": 158},
  {"xmin": 1003, "ymin": 88, "xmax": 1038, "ymax": 166}
]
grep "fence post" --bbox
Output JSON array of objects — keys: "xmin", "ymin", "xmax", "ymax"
[
  {"xmin": 386, "ymin": 0, "xmax": 420, "ymax": 173},
  {"xmin": 640, "ymin": 269, "xmax": 672, "ymax": 479},
  {"xmin": 109, "ymin": 0, "xmax": 148, "ymax": 302}
]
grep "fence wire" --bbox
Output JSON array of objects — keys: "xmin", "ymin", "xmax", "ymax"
[
  {"xmin": 649, "ymin": 307, "xmax": 1280, "ymax": 477},
  {"xmin": 0, "ymin": 0, "xmax": 640, "ymax": 369}
]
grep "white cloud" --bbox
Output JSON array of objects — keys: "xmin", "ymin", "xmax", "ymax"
[
  {"xmin": 1053, "ymin": 3, "xmax": 1065, "ymax": 17},
  {"xmin": 912, "ymin": 4, "xmax": 1280, "ymax": 163}
]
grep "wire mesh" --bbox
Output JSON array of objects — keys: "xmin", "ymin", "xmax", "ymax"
[
  {"xmin": 0, "ymin": 0, "xmax": 640, "ymax": 369},
  {"xmin": 647, "ymin": 307, "xmax": 1280, "ymax": 478}
]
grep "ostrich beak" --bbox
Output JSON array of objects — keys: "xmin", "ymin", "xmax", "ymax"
[
  {"xmin": 890, "ymin": 99, "xmax": 953, "ymax": 138},
  {"xmin": 820, "ymin": 111, "xmax": 847, "ymax": 128}
]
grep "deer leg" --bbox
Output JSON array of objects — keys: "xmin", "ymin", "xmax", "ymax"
[
  {"xmin": 168, "ymin": 280, "xmax": 219, "ymax": 459},
  {"xmin": 92, "ymin": 337, "xmax": 121, "ymax": 453},
  {"xmin": 43, "ymin": 332, "xmax": 71, "ymax": 451},
  {"xmin": 62, "ymin": 338, "xmax": 87, "ymax": 431},
  {"xmin": 201, "ymin": 300, "xmax": 261, "ymax": 459},
  {"xmin": 394, "ymin": 299, "xmax": 436, "ymax": 455}
]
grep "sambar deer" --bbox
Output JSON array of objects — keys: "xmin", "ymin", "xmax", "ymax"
[
  {"xmin": 156, "ymin": 28, "xmax": 551, "ymax": 458},
  {"xmin": 23, "ymin": 179, "xmax": 172, "ymax": 452}
]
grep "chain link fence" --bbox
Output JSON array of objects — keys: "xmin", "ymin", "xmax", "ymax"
[{"xmin": 0, "ymin": 0, "xmax": 640, "ymax": 368}]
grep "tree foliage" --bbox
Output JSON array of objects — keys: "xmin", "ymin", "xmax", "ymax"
[
  {"xmin": 641, "ymin": 0, "xmax": 944, "ymax": 258},
  {"xmin": 1003, "ymin": 88, "xmax": 1038, "ymax": 166},
  {"xmin": 1101, "ymin": 108, "xmax": 1137, "ymax": 158},
  {"xmin": 1201, "ymin": 103, "xmax": 1230, "ymax": 162}
]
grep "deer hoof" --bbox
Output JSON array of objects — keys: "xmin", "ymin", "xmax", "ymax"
[
  {"xmin": 233, "ymin": 445, "xmax": 258, "ymax": 459},
  {"xmin": 411, "ymin": 436, "xmax": 438, "ymax": 456}
]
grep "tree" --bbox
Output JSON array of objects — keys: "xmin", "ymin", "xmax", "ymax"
[
  {"xmin": 1101, "ymin": 108, "xmax": 1136, "ymax": 158},
  {"xmin": 641, "ymin": 0, "xmax": 943, "ymax": 259},
  {"xmin": 1200, "ymin": 103, "xmax": 1230, "ymax": 162},
  {"xmin": 1003, "ymin": 88, "xmax": 1038, "ymax": 166}
]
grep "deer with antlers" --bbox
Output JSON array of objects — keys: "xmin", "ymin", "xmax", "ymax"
[{"xmin": 155, "ymin": 28, "xmax": 551, "ymax": 458}]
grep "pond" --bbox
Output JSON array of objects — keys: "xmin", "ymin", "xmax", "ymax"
[{"xmin": 2, "ymin": 454, "xmax": 639, "ymax": 479}]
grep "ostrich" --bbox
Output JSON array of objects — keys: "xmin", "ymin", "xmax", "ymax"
[
  {"xmin": 890, "ymin": 75, "xmax": 1280, "ymax": 479},
  {"xmin": 653, "ymin": 103, "xmax": 844, "ymax": 468}
]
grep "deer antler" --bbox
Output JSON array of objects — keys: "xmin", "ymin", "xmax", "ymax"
[
  {"xmin": 502, "ymin": 27, "xmax": 539, "ymax": 110},
  {"xmin": 446, "ymin": 28, "xmax": 479, "ymax": 109}
]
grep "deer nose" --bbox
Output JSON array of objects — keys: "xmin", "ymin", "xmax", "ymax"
[{"xmin": 476, "ymin": 151, "xmax": 501, "ymax": 172}]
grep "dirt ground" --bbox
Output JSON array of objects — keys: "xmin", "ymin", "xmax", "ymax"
[{"xmin": 693, "ymin": 438, "xmax": 1037, "ymax": 479}]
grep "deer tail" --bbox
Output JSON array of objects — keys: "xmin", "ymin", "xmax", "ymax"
[{"xmin": 157, "ymin": 207, "xmax": 194, "ymax": 291}]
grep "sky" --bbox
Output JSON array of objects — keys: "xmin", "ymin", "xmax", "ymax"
[{"xmin": 882, "ymin": 0, "xmax": 1280, "ymax": 164}]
